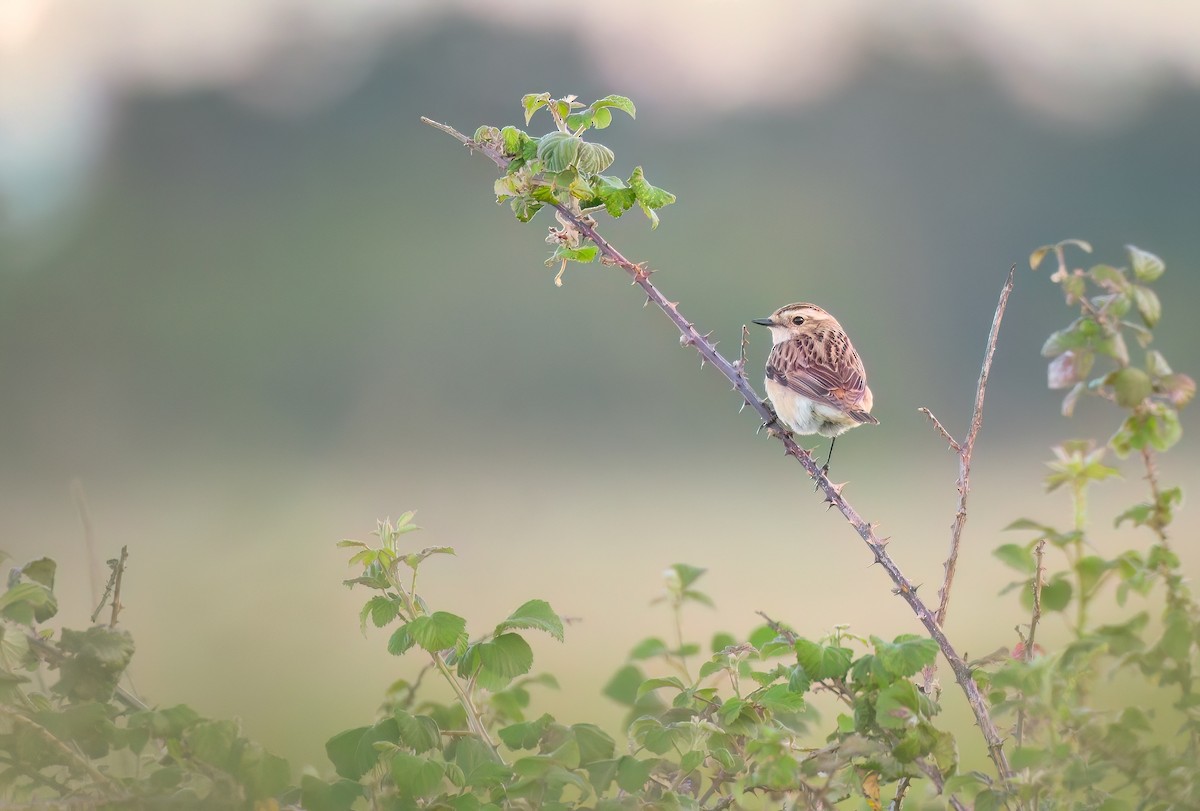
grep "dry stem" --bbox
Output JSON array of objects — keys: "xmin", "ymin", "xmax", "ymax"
[{"xmin": 422, "ymin": 116, "xmax": 1013, "ymax": 783}]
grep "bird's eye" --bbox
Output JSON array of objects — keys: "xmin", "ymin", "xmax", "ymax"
[{"xmin": 791, "ymin": 316, "xmax": 805, "ymax": 325}]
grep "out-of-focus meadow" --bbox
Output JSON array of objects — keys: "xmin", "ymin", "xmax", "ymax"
[{"xmin": 3, "ymin": 1, "xmax": 1199, "ymax": 770}]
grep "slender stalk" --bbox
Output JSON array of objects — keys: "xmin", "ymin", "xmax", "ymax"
[
  {"xmin": 423, "ymin": 116, "xmax": 1013, "ymax": 783},
  {"xmin": 927, "ymin": 267, "xmax": 1015, "ymax": 628},
  {"xmin": 109, "ymin": 545, "xmax": 129, "ymax": 627}
]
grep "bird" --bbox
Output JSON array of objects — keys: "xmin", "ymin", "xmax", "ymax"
[{"xmin": 752, "ymin": 302, "xmax": 878, "ymax": 475}]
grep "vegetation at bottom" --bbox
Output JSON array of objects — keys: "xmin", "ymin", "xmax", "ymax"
[{"xmin": 1, "ymin": 95, "xmax": 1197, "ymax": 809}]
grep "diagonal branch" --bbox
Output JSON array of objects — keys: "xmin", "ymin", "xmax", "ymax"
[
  {"xmin": 422, "ymin": 116, "xmax": 1013, "ymax": 783},
  {"xmin": 923, "ymin": 267, "xmax": 1015, "ymax": 628}
]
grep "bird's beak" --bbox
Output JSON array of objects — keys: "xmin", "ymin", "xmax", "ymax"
[{"xmin": 751, "ymin": 318, "xmax": 774, "ymax": 327}]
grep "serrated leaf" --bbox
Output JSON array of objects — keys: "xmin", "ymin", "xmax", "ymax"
[
  {"xmin": 1127, "ymin": 244, "xmax": 1165, "ymax": 282},
  {"xmin": 388, "ymin": 625, "xmax": 415, "ymax": 656},
  {"xmin": 495, "ymin": 600, "xmax": 564, "ymax": 642},
  {"xmin": 575, "ymin": 141, "xmax": 615, "ymax": 175},
  {"xmin": 875, "ymin": 681, "xmax": 921, "ymax": 729},
  {"xmin": 394, "ymin": 710, "xmax": 441, "ymax": 754},
  {"xmin": 628, "ymin": 166, "xmax": 676, "ymax": 210},
  {"xmin": 460, "ymin": 633, "xmax": 534, "ymax": 690},
  {"xmin": 875, "ymin": 635, "xmax": 938, "ymax": 678},
  {"xmin": 522, "ymin": 93, "xmax": 551, "ymax": 125},
  {"xmin": 406, "ymin": 612, "xmax": 467, "ymax": 653},
  {"xmin": 536, "ymin": 131, "xmax": 582, "ymax": 173},
  {"xmin": 454, "ymin": 737, "xmax": 512, "ymax": 788},
  {"xmin": 591, "ymin": 174, "xmax": 637, "ymax": 218},
  {"xmin": 499, "ymin": 713, "xmax": 553, "ymax": 750},
  {"xmin": 391, "ymin": 751, "xmax": 445, "ymax": 798},
  {"xmin": 592, "ymin": 95, "xmax": 636, "ymax": 118},
  {"xmin": 756, "ymin": 683, "xmax": 806, "ymax": 713},
  {"xmin": 547, "ymin": 244, "xmax": 599, "ymax": 266},
  {"xmin": 500, "ymin": 126, "xmax": 526, "ymax": 156},
  {"xmin": 359, "ymin": 596, "xmax": 400, "ymax": 635},
  {"xmin": 794, "ymin": 640, "xmax": 852, "ymax": 681}
]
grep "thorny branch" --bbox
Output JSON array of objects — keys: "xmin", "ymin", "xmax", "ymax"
[
  {"xmin": 1016, "ymin": 539, "xmax": 1046, "ymax": 746},
  {"xmin": 923, "ymin": 266, "xmax": 1015, "ymax": 629},
  {"xmin": 422, "ymin": 116, "xmax": 1013, "ymax": 783}
]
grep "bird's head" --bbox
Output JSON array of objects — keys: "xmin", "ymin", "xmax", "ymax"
[{"xmin": 752, "ymin": 303, "xmax": 841, "ymax": 345}]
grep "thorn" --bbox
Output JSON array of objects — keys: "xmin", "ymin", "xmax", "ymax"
[
  {"xmin": 700, "ymin": 358, "xmax": 707, "ymax": 369},
  {"xmin": 739, "ymin": 401, "xmax": 747, "ymax": 414},
  {"xmin": 667, "ymin": 301, "xmax": 680, "ymax": 310},
  {"xmin": 874, "ymin": 536, "xmax": 892, "ymax": 548},
  {"xmin": 701, "ymin": 330, "xmax": 715, "ymax": 340},
  {"xmin": 828, "ymin": 481, "xmax": 848, "ymax": 498},
  {"xmin": 644, "ymin": 296, "xmax": 651, "ymax": 309}
]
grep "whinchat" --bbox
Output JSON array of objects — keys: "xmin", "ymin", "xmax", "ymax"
[{"xmin": 753, "ymin": 303, "xmax": 878, "ymax": 472}]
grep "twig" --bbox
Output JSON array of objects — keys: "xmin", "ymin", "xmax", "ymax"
[
  {"xmin": 1016, "ymin": 539, "xmax": 1046, "ymax": 747},
  {"xmin": 755, "ymin": 610, "xmax": 797, "ymax": 644},
  {"xmin": 71, "ymin": 479, "xmax": 101, "ymax": 610},
  {"xmin": 930, "ymin": 266, "xmax": 1015, "ymax": 628},
  {"xmin": 423, "ymin": 116, "xmax": 1013, "ymax": 783},
  {"xmin": 109, "ymin": 546, "xmax": 128, "ymax": 627}
]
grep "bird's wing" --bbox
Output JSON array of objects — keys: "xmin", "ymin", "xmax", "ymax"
[{"xmin": 765, "ymin": 334, "xmax": 876, "ymax": 423}]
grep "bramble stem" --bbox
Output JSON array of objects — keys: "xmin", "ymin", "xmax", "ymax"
[{"xmin": 422, "ymin": 115, "xmax": 1013, "ymax": 783}]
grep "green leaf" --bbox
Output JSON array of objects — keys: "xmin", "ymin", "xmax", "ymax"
[
  {"xmin": 495, "ymin": 599, "xmax": 565, "ymax": 642},
  {"xmin": 1132, "ymin": 285, "xmax": 1162, "ymax": 328},
  {"xmin": 756, "ymin": 683, "xmax": 807, "ymax": 714},
  {"xmin": 548, "ymin": 243, "xmax": 599, "ymax": 265},
  {"xmin": 360, "ymin": 596, "xmax": 400, "ymax": 634},
  {"xmin": 511, "ymin": 196, "xmax": 544, "ymax": 223},
  {"xmin": 875, "ymin": 681, "xmax": 921, "ymax": 729},
  {"xmin": 326, "ymin": 720, "xmax": 399, "ymax": 780},
  {"xmin": 391, "ymin": 751, "xmax": 445, "ymax": 799},
  {"xmin": 874, "ymin": 635, "xmax": 938, "ymax": 678},
  {"xmin": 615, "ymin": 756, "xmax": 653, "ymax": 793},
  {"xmin": 993, "ymin": 543, "xmax": 1036, "ymax": 574},
  {"xmin": 500, "ymin": 126, "xmax": 526, "ymax": 156},
  {"xmin": 394, "ymin": 710, "xmax": 441, "ymax": 754},
  {"xmin": 590, "ymin": 174, "xmax": 637, "ymax": 218},
  {"xmin": 1029, "ymin": 245, "xmax": 1052, "ymax": 270},
  {"xmin": 388, "ymin": 624, "xmax": 415, "ymax": 656},
  {"xmin": 1127, "ymin": 244, "xmax": 1165, "ymax": 282},
  {"xmin": 575, "ymin": 141, "xmax": 616, "ymax": 175},
  {"xmin": 628, "ymin": 166, "xmax": 676, "ymax": 211},
  {"xmin": 669, "ymin": 563, "xmax": 706, "ymax": 589},
  {"xmin": 522, "ymin": 93, "xmax": 551, "ymax": 125},
  {"xmin": 1089, "ymin": 264, "xmax": 1128, "ymax": 288},
  {"xmin": 794, "ymin": 640, "xmax": 852, "ymax": 681},
  {"xmin": 1041, "ymin": 325, "xmax": 1087, "ymax": 357},
  {"xmin": 1110, "ymin": 367, "xmax": 1152, "ymax": 408},
  {"xmin": 572, "ymin": 723, "xmax": 616, "ymax": 766},
  {"xmin": 53, "ymin": 627, "xmax": 135, "ymax": 702},
  {"xmin": 1041, "ymin": 575, "xmax": 1073, "ymax": 612},
  {"xmin": 592, "ymin": 95, "xmax": 636, "ymax": 118},
  {"xmin": 565, "ymin": 109, "xmax": 594, "ymax": 131},
  {"xmin": 636, "ymin": 676, "xmax": 686, "ymax": 699},
  {"xmin": 460, "ymin": 633, "xmax": 534, "ymax": 690},
  {"xmin": 629, "ymin": 637, "xmax": 669, "ymax": 660},
  {"xmin": 603, "ymin": 665, "xmax": 642, "ymax": 706},
  {"xmin": 21, "ymin": 558, "xmax": 56, "ymax": 588},
  {"xmin": 454, "ymin": 737, "xmax": 512, "ymax": 788},
  {"xmin": 499, "ymin": 713, "xmax": 553, "ymax": 750},
  {"xmin": 589, "ymin": 106, "xmax": 613, "ymax": 129},
  {"xmin": 537, "ymin": 132, "xmax": 582, "ymax": 173},
  {"xmin": 401, "ymin": 546, "xmax": 455, "ymax": 570},
  {"xmin": 472, "ymin": 126, "xmax": 499, "ymax": 145},
  {"xmin": 300, "ymin": 775, "xmax": 364, "ymax": 811},
  {"xmin": 405, "ymin": 611, "xmax": 467, "ymax": 653},
  {"xmin": 1076, "ymin": 555, "xmax": 1111, "ymax": 595}
]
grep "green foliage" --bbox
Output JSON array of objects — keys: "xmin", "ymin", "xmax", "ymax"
[
  {"xmin": 976, "ymin": 241, "xmax": 1200, "ymax": 808},
  {"xmin": 477, "ymin": 93, "xmax": 675, "ymax": 284},
  {"xmin": 0, "ymin": 559, "xmax": 292, "ymax": 807}
]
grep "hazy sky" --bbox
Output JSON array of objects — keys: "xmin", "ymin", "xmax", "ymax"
[{"xmin": 3, "ymin": 0, "xmax": 1199, "ymax": 228}]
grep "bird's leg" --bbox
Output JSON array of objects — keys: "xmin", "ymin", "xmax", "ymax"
[
  {"xmin": 758, "ymin": 401, "xmax": 783, "ymax": 436},
  {"xmin": 821, "ymin": 436, "xmax": 837, "ymax": 477}
]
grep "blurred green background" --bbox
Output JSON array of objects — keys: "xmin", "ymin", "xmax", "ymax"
[{"xmin": 3, "ymin": 1, "xmax": 1199, "ymax": 772}]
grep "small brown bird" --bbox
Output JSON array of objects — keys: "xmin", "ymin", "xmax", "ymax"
[{"xmin": 752, "ymin": 302, "xmax": 878, "ymax": 473}]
